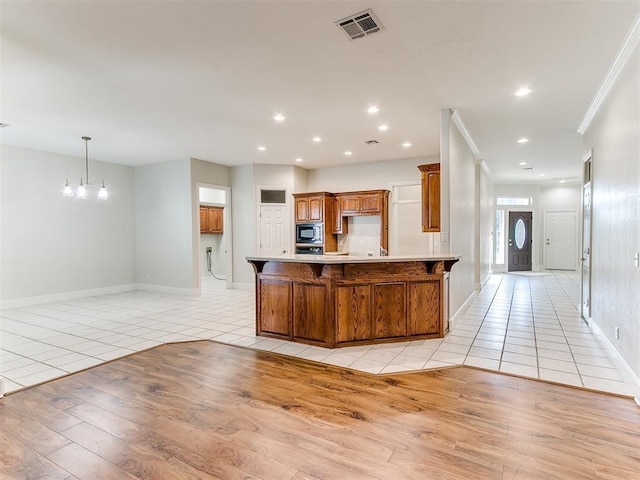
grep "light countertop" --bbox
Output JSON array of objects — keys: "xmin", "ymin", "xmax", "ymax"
[{"xmin": 246, "ymin": 254, "xmax": 460, "ymax": 264}]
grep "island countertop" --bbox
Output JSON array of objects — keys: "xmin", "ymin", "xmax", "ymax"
[
  {"xmin": 246, "ymin": 253, "xmax": 461, "ymax": 264},
  {"xmin": 247, "ymin": 254, "xmax": 459, "ymax": 348}
]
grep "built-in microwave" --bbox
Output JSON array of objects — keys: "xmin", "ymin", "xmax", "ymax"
[{"xmin": 296, "ymin": 223, "xmax": 323, "ymax": 244}]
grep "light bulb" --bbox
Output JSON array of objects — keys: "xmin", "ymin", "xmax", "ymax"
[
  {"xmin": 97, "ymin": 181, "xmax": 109, "ymax": 200},
  {"xmin": 76, "ymin": 179, "xmax": 88, "ymax": 199},
  {"xmin": 63, "ymin": 179, "xmax": 74, "ymax": 197}
]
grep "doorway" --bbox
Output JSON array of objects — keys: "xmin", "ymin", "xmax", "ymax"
[
  {"xmin": 198, "ymin": 184, "xmax": 232, "ymax": 290},
  {"xmin": 544, "ymin": 211, "xmax": 577, "ymax": 270},
  {"xmin": 508, "ymin": 211, "xmax": 532, "ymax": 272},
  {"xmin": 581, "ymin": 154, "xmax": 592, "ymax": 321},
  {"xmin": 258, "ymin": 187, "xmax": 291, "ymax": 256}
]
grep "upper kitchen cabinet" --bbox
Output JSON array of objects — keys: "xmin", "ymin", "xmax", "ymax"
[
  {"xmin": 293, "ymin": 192, "xmax": 334, "ymax": 224},
  {"xmin": 200, "ymin": 206, "xmax": 224, "ymax": 234},
  {"xmin": 338, "ymin": 190, "xmax": 388, "ymax": 216},
  {"xmin": 418, "ymin": 163, "xmax": 440, "ymax": 232}
]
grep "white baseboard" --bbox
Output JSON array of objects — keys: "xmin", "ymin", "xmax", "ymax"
[
  {"xmin": 0, "ymin": 284, "xmax": 137, "ymax": 310},
  {"xmin": 587, "ymin": 318, "xmax": 640, "ymax": 403},
  {"xmin": 232, "ymin": 282, "xmax": 254, "ymax": 291},
  {"xmin": 448, "ymin": 290, "xmax": 478, "ymax": 332},
  {"xmin": 134, "ymin": 283, "xmax": 200, "ymax": 296}
]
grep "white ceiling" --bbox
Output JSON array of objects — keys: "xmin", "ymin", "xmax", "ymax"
[{"xmin": 2, "ymin": 1, "xmax": 638, "ymax": 184}]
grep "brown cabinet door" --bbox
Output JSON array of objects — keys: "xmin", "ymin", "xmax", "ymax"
[
  {"xmin": 208, "ymin": 207, "xmax": 223, "ymax": 233},
  {"xmin": 331, "ymin": 196, "xmax": 346, "ymax": 234},
  {"xmin": 295, "ymin": 198, "xmax": 310, "ymax": 223},
  {"xmin": 418, "ymin": 164, "xmax": 441, "ymax": 232},
  {"xmin": 308, "ymin": 196, "xmax": 324, "ymax": 222},
  {"xmin": 258, "ymin": 279, "xmax": 292, "ymax": 336},
  {"xmin": 293, "ymin": 283, "xmax": 330, "ymax": 345},
  {"xmin": 407, "ymin": 280, "xmax": 441, "ymax": 336},
  {"xmin": 199, "ymin": 206, "xmax": 209, "ymax": 233},
  {"xmin": 340, "ymin": 195, "xmax": 360, "ymax": 215},
  {"xmin": 358, "ymin": 193, "xmax": 382, "ymax": 214},
  {"xmin": 336, "ymin": 285, "xmax": 370, "ymax": 342},
  {"xmin": 373, "ymin": 283, "xmax": 406, "ymax": 339}
]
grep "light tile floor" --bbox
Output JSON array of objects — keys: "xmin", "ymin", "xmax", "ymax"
[{"xmin": 1, "ymin": 272, "xmax": 638, "ymax": 398}]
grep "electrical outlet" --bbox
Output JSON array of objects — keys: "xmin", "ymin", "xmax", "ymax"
[
  {"xmin": 615, "ymin": 326, "xmax": 620, "ymax": 340},
  {"xmin": 206, "ymin": 246, "xmax": 212, "ymax": 253},
  {"xmin": 442, "ymin": 232, "xmax": 449, "ymax": 242}
]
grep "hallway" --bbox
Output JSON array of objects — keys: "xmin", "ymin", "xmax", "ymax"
[{"xmin": 1, "ymin": 272, "xmax": 637, "ymax": 398}]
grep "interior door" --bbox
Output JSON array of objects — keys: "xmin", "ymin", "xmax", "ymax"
[
  {"xmin": 260, "ymin": 205, "xmax": 290, "ymax": 256},
  {"xmin": 508, "ymin": 211, "xmax": 532, "ymax": 272},
  {"xmin": 582, "ymin": 175, "xmax": 592, "ymax": 321},
  {"xmin": 545, "ymin": 211, "xmax": 576, "ymax": 270}
]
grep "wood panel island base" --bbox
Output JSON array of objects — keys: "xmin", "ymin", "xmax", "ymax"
[{"xmin": 247, "ymin": 255, "xmax": 459, "ymax": 348}]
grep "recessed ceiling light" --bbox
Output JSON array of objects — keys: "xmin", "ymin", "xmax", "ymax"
[
  {"xmin": 344, "ymin": 151, "xmax": 353, "ymax": 156},
  {"xmin": 517, "ymin": 137, "xmax": 529, "ymax": 144},
  {"xmin": 402, "ymin": 142, "xmax": 412, "ymax": 148},
  {"xmin": 538, "ymin": 173, "xmax": 545, "ymax": 177},
  {"xmin": 273, "ymin": 113, "xmax": 285, "ymax": 122},
  {"xmin": 257, "ymin": 146, "xmax": 266, "ymax": 151},
  {"xmin": 312, "ymin": 136, "xmax": 322, "ymax": 143},
  {"xmin": 378, "ymin": 124, "xmax": 389, "ymax": 131},
  {"xmin": 560, "ymin": 179, "xmax": 566, "ymax": 183},
  {"xmin": 295, "ymin": 158, "xmax": 303, "ymax": 162},
  {"xmin": 519, "ymin": 161, "xmax": 527, "ymax": 166},
  {"xmin": 514, "ymin": 87, "xmax": 532, "ymax": 97},
  {"xmin": 367, "ymin": 106, "xmax": 379, "ymax": 114}
]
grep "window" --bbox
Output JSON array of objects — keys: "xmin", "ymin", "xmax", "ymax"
[
  {"xmin": 260, "ymin": 189, "xmax": 286, "ymax": 204},
  {"xmin": 497, "ymin": 197, "xmax": 531, "ymax": 206}
]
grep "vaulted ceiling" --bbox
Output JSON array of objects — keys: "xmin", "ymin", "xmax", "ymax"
[{"xmin": 2, "ymin": 1, "xmax": 638, "ymax": 183}]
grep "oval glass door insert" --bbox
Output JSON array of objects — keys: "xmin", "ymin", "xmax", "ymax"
[{"xmin": 515, "ymin": 218, "xmax": 526, "ymax": 249}]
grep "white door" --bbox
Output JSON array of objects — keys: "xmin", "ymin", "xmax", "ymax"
[
  {"xmin": 545, "ymin": 211, "xmax": 577, "ymax": 270},
  {"xmin": 259, "ymin": 205, "xmax": 290, "ymax": 256}
]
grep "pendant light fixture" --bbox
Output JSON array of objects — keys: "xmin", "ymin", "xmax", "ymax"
[{"xmin": 62, "ymin": 136, "xmax": 108, "ymax": 200}]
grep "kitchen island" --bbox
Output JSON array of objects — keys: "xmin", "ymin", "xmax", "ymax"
[{"xmin": 246, "ymin": 254, "xmax": 459, "ymax": 348}]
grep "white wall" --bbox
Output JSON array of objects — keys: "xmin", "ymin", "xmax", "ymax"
[
  {"xmin": 446, "ymin": 112, "xmax": 476, "ymax": 318},
  {"xmin": 308, "ymin": 155, "xmax": 437, "ymax": 192},
  {"xmin": 582, "ymin": 44, "xmax": 640, "ymax": 382},
  {"xmin": 134, "ymin": 159, "xmax": 194, "ymax": 291},
  {"xmin": 476, "ymin": 163, "xmax": 494, "ymax": 287},
  {"xmin": 231, "ymin": 164, "xmax": 257, "ymax": 286},
  {"xmin": 0, "ymin": 144, "xmax": 135, "ymax": 304}
]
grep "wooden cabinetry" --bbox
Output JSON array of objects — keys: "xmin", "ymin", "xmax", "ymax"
[
  {"xmin": 200, "ymin": 206, "xmax": 224, "ymax": 234},
  {"xmin": 418, "ymin": 163, "xmax": 440, "ymax": 232},
  {"xmin": 294, "ymin": 193, "xmax": 330, "ymax": 223},
  {"xmin": 249, "ymin": 257, "xmax": 456, "ymax": 348},
  {"xmin": 335, "ymin": 190, "xmax": 389, "ymax": 250},
  {"xmin": 339, "ymin": 191, "xmax": 384, "ymax": 216}
]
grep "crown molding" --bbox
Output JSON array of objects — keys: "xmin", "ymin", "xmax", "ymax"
[
  {"xmin": 578, "ymin": 13, "xmax": 640, "ymax": 134},
  {"xmin": 451, "ymin": 110, "xmax": 480, "ymax": 157}
]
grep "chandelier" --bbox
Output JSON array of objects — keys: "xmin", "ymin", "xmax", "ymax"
[{"xmin": 63, "ymin": 136, "xmax": 109, "ymax": 200}]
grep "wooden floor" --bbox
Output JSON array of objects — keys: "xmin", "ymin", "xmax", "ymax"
[{"xmin": 1, "ymin": 341, "xmax": 639, "ymax": 480}]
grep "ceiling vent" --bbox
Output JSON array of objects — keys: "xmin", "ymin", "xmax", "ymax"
[
  {"xmin": 336, "ymin": 9, "xmax": 383, "ymax": 40},
  {"xmin": 365, "ymin": 139, "xmax": 379, "ymax": 145}
]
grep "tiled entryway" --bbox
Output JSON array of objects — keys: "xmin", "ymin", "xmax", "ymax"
[{"xmin": 1, "ymin": 272, "xmax": 638, "ymax": 398}]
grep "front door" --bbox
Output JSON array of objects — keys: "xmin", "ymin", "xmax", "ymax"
[{"xmin": 508, "ymin": 211, "xmax": 532, "ymax": 272}]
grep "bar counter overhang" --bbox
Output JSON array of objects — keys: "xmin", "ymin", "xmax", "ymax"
[{"xmin": 247, "ymin": 254, "xmax": 460, "ymax": 348}]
